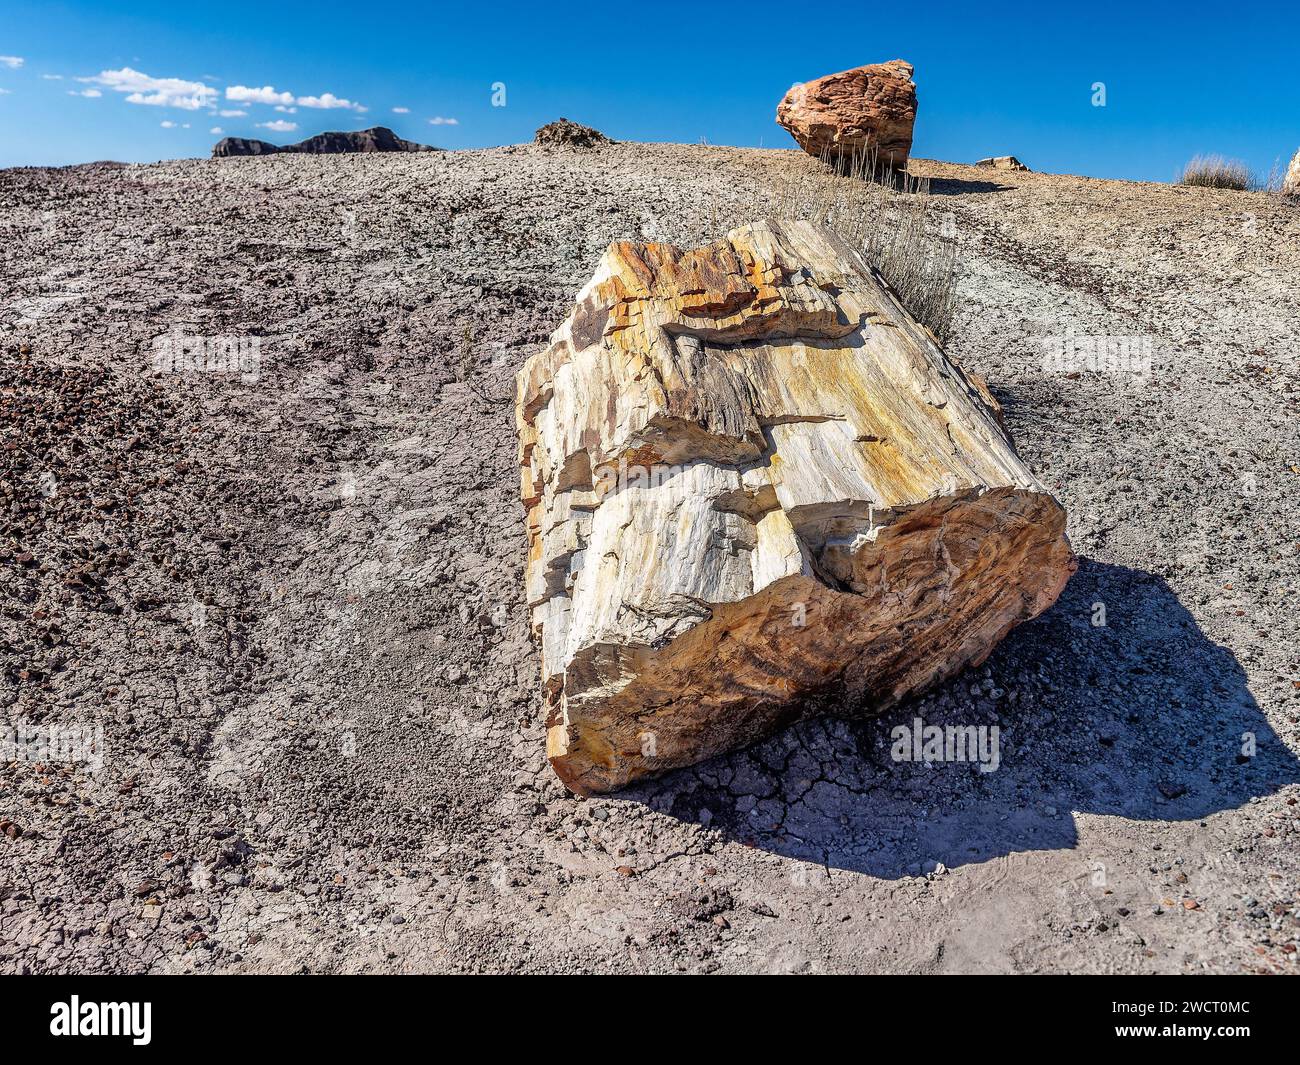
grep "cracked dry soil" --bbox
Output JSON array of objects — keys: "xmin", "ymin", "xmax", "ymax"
[{"xmin": 1, "ymin": 143, "xmax": 1298, "ymax": 973}]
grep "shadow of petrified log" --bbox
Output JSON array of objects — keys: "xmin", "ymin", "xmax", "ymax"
[{"xmin": 628, "ymin": 560, "xmax": 1298, "ymax": 877}]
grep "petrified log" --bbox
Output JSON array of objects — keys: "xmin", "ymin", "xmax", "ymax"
[
  {"xmin": 516, "ymin": 219, "xmax": 1075, "ymax": 793},
  {"xmin": 776, "ymin": 60, "xmax": 917, "ymax": 168},
  {"xmin": 975, "ymin": 155, "xmax": 1031, "ymax": 172}
]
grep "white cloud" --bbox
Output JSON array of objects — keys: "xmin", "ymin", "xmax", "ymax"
[
  {"xmin": 160, "ymin": 120, "xmax": 177, "ymax": 128},
  {"xmin": 218, "ymin": 108, "xmax": 246, "ymax": 117},
  {"xmin": 391, "ymin": 106, "xmax": 410, "ymax": 114},
  {"xmin": 69, "ymin": 88, "xmax": 102, "ymax": 98},
  {"xmin": 257, "ymin": 119, "xmax": 297, "ymax": 133},
  {"xmin": 42, "ymin": 74, "xmax": 64, "ymax": 81},
  {"xmin": 82, "ymin": 67, "xmax": 216, "ymax": 109},
  {"xmin": 0, "ymin": 88, "xmax": 10, "ymax": 95},
  {"xmin": 210, "ymin": 126, "xmax": 223, "ymax": 134},
  {"xmin": 274, "ymin": 104, "xmax": 297, "ymax": 113},
  {"xmin": 227, "ymin": 84, "xmax": 294, "ymax": 106},
  {"xmin": 297, "ymin": 92, "xmax": 365, "ymax": 112},
  {"xmin": 428, "ymin": 116, "xmax": 458, "ymax": 126},
  {"xmin": 226, "ymin": 83, "xmax": 367, "ymax": 112},
  {"xmin": 0, "ymin": 56, "xmax": 23, "ymax": 69}
]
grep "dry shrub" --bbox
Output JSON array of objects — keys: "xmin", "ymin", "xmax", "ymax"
[
  {"xmin": 1181, "ymin": 154, "xmax": 1253, "ymax": 190},
  {"xmin": 1259, "ymin": 156, "xmax": 1297, "ymax": 199},
  {"xmin": 760, "ymin": 146, "xmax": 959, "ymax": 343}
]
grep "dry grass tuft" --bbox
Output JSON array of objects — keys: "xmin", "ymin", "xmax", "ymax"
[
  {"xmin": 762, "ymin": 146, "xmax": 959, "ymax": 342},
  {"xmin": 664, "ymin": 146, "xmax": 960, "ymax": 344},
  {"xmin": 1181, "ymin": 154, "xmax": 1253, "ymax": 191}
]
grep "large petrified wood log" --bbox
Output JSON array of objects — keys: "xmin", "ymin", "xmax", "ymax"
[{"xmin": 517, "ymin": 220, "xmax": 1075, "ymax": 794}]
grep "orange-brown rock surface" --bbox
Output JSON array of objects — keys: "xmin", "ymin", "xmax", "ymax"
[
  {"xmin": 516, "ymin": 219, "xmax": 1075, "ymax": 794},
  {"xmin": 1284, "ymin": 147, "xmax": 1300, "ymax": 197},
  {"xmin": 976, "ymin": 155, "xmax": 1031, "ymax": 172},
  {"xmin": 776, "ymin": 61, "xmax": 917, "ymax": 168}
]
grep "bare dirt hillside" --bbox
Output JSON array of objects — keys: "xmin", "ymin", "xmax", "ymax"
[{"xmin": 1, "ymin": 144, "xmax": 1297, "ymax": 973}]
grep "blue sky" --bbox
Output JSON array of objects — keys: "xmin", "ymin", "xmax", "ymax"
[{"xmin": 0, "ymin": 0, "xmax": 1297, "ymax": 181}]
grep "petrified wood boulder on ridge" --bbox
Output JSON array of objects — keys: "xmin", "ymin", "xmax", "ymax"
[
  {"xmin": 776, "ymin": 60, "xmax": 917, "ymax": 167},
  {"xmin": 1284, "ymin": 147, "xmax": 1300, "ymax": 198},
  {"xmin": 517, "ymin": 220, "xmax": 1075, "ymax": 793},
  {"xmin": 976, "ymin": 155, "xmax": 1031, "ymax": 172}
]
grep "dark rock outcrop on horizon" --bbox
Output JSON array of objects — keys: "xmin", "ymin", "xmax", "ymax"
[
  {"xmin": 212, "ymin": 137, "xmax": 281, "ymax": 158},
  {"xmin": 212, "ymin": 126, "xmax": 437, "ymax": 159}
]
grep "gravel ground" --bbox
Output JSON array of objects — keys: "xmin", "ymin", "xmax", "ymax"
[{"xmin": 1, "ymin": 143, "xmax": 1297, "ymax": 974}]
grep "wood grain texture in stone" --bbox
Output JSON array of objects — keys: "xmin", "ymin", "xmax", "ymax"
[{"xmin": 517, "ymin": 219, "xmax": 1076, "ymax": 793}]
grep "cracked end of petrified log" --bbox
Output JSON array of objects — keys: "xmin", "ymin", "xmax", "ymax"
[{"xmin": 517, "ymin": 219, "xmax": 1076, "ymax": 793}]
